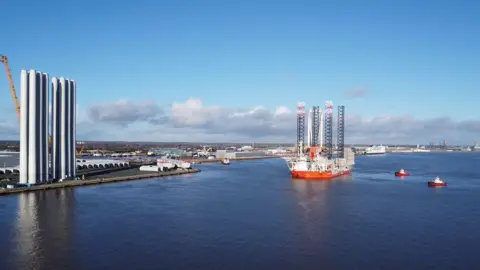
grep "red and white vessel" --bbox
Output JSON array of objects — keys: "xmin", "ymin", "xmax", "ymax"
[
  {"xmin": 395, "ymin": 169, "xmax": 410, "ymax": 177},
  {"xmin": 221, "ymin": 158, "xmax": 230, "ymax": 165},
  {"xmin": 285, "ymin": 101, "xmax": 354, "ymax": 180},
  {"xmin": 285, "ymin": 143, "xmax": 355, "ymax": 180},
  {"xmin": 428, "ymin": 176, "xmax": 447, "ymax": 187}
]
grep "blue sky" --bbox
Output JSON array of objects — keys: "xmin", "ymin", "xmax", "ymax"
[{"xmin": 1, "ymin": 0, "xmax": 479, "ymax": 143}]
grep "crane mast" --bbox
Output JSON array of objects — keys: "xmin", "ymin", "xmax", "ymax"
[
  {"xmin": 1, "ymin": 55, "xmax": 20, "ymax": 121},
  {"xmin": 1, "ymin": 54, "xmax": 58, "ymax": 150}
]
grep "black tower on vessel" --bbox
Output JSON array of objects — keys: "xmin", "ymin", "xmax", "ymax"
[
  {"xmin": 296, "ymin": 102, "xmax": 305, "ymax": 154},
  {"xmin": 312, "ymin": 106, "xmax": 320, "ymax": 146},
  {"xmin": 337, "ymin": 105, "xmax": 345, "ymax": 158},
  {"xmin": 324, "ymin": 106, "xmax": 333, "ymax": 159}
]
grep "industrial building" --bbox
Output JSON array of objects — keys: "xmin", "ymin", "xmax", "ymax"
[
  {"xmin": 18, "ymin": 70, "xmax": 77, "ymax": 185},
  {"xmin": 147, "ymin": 148, "xmax": 187, "ymax": 157},
  {"xmin": 215, "ymin": 150, "xmax": 266, "ymax": 159},
  {"xmin": 0, "ymin": 152, "xmax": 20, "ymax": 175},
  {"xmin": 76, "ymin": 159, "xmax": 129, "ymax": 170}
]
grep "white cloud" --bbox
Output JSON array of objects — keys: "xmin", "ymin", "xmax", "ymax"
[
  {"xmin": 163, "ymin": 99, "xmax": 296, "ymax": 141},
  {"xmin": 77, "ymin": 98, "xmax": 480, "ymax": 144},
  {"xmin": 275, "ymin": 106, "xmax": 291, "ymax": 116},
  {"xmin": 0, "ymin": 98, "xmax": 478, "ymax": 144},
  {"xmin": 87, "ymin": 99, "xmax": 162, "ymax": 127},
  {"xmin": 170, "ymin": 99, "xmax": 222, "ymax": 126}
]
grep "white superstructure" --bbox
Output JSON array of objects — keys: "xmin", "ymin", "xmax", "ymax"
[
  {"xmin": 284, "ymin": 148, "xmax": 355, "ymax": 172},
  {"xmin": 432, "ymin": 176, "xmax": 444, "ymax": 184},
  {"xmin": 221, "ymin": 158, "xmax": 230, "ymax": 165}
]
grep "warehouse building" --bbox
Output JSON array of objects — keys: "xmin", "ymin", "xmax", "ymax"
[{"xmin": 215, "ymin": 150, "xmax": 266, "ymax": 159}]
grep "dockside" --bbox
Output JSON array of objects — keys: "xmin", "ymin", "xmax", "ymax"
[{"xmin": 0, "ymin": 168, "xmax": 201, "ymax": 196}]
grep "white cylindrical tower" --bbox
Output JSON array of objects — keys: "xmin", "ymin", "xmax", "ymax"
[
  {"xmin": 71, "ymin": 80, "xmax": 76, "ymax": 178},
  {"xmin": 19, "ymin": 70, "xmax": 29, "ymax": 184},
  {"xmin": 307, "ymin": 108, "xmax": 313, "ymax": 147},
  {"xmin": 60, "ymin": 77, "xmax": 67, "ymax": 179},
  {"xmin": 27, "ymin": 70, "xmax": 37, "ymax": 185},
  {"xmin": 52, "ymin": 77, "xmax": 76, "ymax": 181},
  {"xmin": 38, "ymin": 73, "xmax": 44, "ymax": 183},
  {"xmin": 42, "ymin": 73, "xmax": 49, "ymax": 182},
  {"xmin": 65, "ymin": 79, "xmax": 71, "ymax": 177},
  {"xmin": 51, "ymin": 77, "xmax": 60, "ymax": 180}
]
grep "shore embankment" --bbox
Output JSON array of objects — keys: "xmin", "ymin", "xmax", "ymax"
[
  {"xmin": 185, "ymin": 155, "xmax": 282, "ymax": 163},
  {"xmin": 0, "ymin": 168, "xmax": 200, "ymax": 196}
]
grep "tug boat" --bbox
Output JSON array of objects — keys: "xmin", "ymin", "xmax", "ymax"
[
  {"xmin": 395, "ymin": 169, "xmax": 410, "ymax": 177},
  {"xmin": 221, "ymin": 158, "xmax": 230, "ymax": 165},
  {"xmin": 428, "ymin": 176, "xmax": 447, "ymax": 187}
]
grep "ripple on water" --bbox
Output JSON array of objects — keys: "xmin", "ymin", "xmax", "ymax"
[{"xmin": 0, "ymin": 153, "xmax": 480, "ymax": 269}]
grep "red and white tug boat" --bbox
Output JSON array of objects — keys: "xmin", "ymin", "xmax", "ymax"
[
  {"xmin": 221, "ymin": 158, "xmax": 230, "ymax": 165},
  {"xmin": 428, "ymin": 176, "xmax": 447, "ymax": 187},
  {"xmin": 395, "ymin": 169, "xmax": 410, "ymax": 177}
]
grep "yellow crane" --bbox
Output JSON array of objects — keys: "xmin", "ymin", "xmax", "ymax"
[
  {"xmin": 1, "ymin": 54, "xmax": 83, "ymax": 155},
  {"xmin": 1, "ymin": 55, "xmax": 20, "ymax": 122}
]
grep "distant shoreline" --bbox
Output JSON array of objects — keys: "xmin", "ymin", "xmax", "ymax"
[{"xmin": 386, "ymin": 150, "xmax": 478, "ymax": 154}]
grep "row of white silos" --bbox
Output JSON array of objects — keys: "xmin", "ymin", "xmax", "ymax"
[
  {"xmin": 51, "ymin": 77, "xmax": 76, "ymax": 181},
  {"xmin": 19, "ymin": 70, "xmax": 76, "ymax": 185}
]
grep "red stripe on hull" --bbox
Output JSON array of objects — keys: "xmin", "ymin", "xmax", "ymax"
[
  {"xmin": 395, "ymin": 172, "xmax": 410, "ymax": 177},
  {"xmin": 292, "ymin": 170, "xmax": 350, "ymax": 180},
  {"xmin": 428, "ymin": 182, "xmax": 447, "ymax": 187}
]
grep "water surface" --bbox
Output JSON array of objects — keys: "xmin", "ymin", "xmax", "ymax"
[{"xmin": 0, "ymin": 153, "xmax": 479, "ymax": 269}]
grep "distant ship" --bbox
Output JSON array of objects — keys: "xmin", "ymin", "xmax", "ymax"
[{"xmin": 363, "ymin": 145, "xmax": 386, "ymax": 155}]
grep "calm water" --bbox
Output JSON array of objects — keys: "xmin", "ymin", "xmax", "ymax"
[{"xmin": 1, "ymin": 153, "xmax": 480, "ymax": 270}]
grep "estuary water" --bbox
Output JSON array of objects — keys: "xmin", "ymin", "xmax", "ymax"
[{"xmin": 1, "ymin": 153, "xmax": 479, "ymax": 270}]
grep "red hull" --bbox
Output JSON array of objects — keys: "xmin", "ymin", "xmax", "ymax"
[
  {"xmin": 292, "ymin": 170, "xmax": 350, "ymax": 180},
  {"xmin": 428, "ymin": 182, "xmax": 447, "ymax": 187},
  {"xmin": 395, "ymin": 172, "xmax": 410, "ymax": 177}
]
